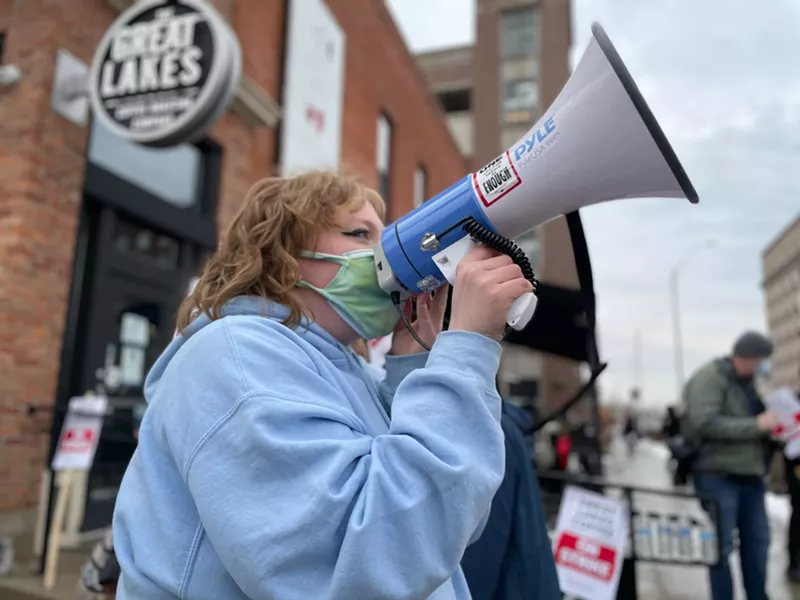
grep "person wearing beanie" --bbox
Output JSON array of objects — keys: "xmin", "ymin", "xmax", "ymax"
[{"xmin": 683, "ymin": 331, "xmax": 779, "ymax": 600}]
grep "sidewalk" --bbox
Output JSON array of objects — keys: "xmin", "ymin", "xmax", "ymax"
[{"xmin": 0, "ymin": 540, "xmax": 95, "ymax": 600}]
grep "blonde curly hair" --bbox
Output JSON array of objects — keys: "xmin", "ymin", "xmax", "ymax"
[{"xmin": 176, "ymin": 171, "xmax": 385, "ymax": 332}]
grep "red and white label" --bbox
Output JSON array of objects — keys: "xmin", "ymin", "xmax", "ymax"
[
  {"xmin": 51, "ymin": 396, "xmax": 107, "ymax": 472},
  {"xmin": 555, "ymin": 532, "xmax": 617, "ymax": 582},
  {"xmin": 774, "ymin": 412, "xmax": 800, "ymax": 440},
  {"xmin": 59, "ymin": 427, "xmax": 96, "ymax": 454},
  {"xmin": 765, "ymin": 387, "xmax": 800, "ymax": 459},
  {"xmin": 472, "ymin": 151, "xmax": 521, "ymax": 207}
]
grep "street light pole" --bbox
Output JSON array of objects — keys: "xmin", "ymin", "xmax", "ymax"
[
  {"xmin": 669, "ymin": 268, "xmax": 684, "ymax": 402},
  {"xmin": 669, "ymin": 240, "xmax": 715, "ymax": 402},
  {"xmin": 634, "ymin": 328, "xmax": 643, "ymax": 396}
]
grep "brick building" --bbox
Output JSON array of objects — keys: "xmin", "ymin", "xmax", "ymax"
[
  {"xmin": 0, "ymin": 0, "xmax": 465, "ymax": 546},
  {"xmin": 417, "ymin": 0, "xmax": 581, "ymax": 418},
  {"xmin": 762, "ymin": 213, "xmax": 800, "ymax": 393}
]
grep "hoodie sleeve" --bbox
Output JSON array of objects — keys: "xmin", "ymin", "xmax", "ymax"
[
  {"xmin": 367, "ymin": 345, "xmax": 494, "ymax": 546},
  {"xmin": 183, "ymin": 328, "xmax": 505, "ymax": 600}
]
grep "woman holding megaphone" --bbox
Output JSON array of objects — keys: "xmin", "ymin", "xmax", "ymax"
[{"xmin": 111, "ymin": 171, "xmax": 533, "ymax": 600}]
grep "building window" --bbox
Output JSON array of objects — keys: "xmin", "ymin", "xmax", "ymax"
[
  {"xmin": 503, "ymin": 79, "xmax": 539, "ymax": 123},
  {"xmin": 88, "ymin": 120, "xmax": 202, "ymax": 209},
  {"xmin": 500, "ymin": 9, "xmax": 540, "ymax": 59},
  {"xmin": 414, "ymin": 166, "xmax": 427, "ymax": 208},
  {"xmin": 499, "ymin": 9, "xmax": 540, "ymax": 156},
  {"xmin": 376, "ymin": 113, "xmax": 393, "ymax": 213},
  {"xmin": 437, "ymin": 89, "xmax": 471, "ymax": 114},
  {"xmin": 112, "ymin": 214, "xmax": 181, "ymax": 271}
]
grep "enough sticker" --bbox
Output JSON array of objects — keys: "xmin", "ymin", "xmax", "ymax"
[{"xmin": 472, "ymin": 151, "xmax": 522, "ymax": 207}]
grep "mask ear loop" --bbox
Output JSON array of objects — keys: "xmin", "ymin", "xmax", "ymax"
[
  {"xmin": 391, "ymin": 286, "xmax": 511, "ymax": 352},
  {"xmin": 390, "ymin": 292, "xmax": 432, "ymax": 352}
]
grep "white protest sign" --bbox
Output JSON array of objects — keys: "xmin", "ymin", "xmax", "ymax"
[
  {"xmin": 764, "ymin": 387, "xmax": 800, "ymax": 459},
  {"xmin": 552, "ymin": 485, "xmax": 629, "ymax": 600},
  {"xmin": 51, "ymin": 396, "xmax": 108, "ymax": 472}
]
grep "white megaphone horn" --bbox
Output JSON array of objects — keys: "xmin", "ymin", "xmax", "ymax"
[{"xmin": 374, "ymin": 23, "xmax": 698, "ymax": 333}]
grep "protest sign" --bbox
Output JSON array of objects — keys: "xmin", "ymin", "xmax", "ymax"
[
  {"xmin": 764, "ymin": 386, "xmax": 800, "ymax": 459},
  {"xmin": 553, "ymin": 485, "xmax": 629, "ymax": 600}
]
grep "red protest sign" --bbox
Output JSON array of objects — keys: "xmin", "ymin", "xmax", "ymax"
[
  {"xmin": 59, "ymin": 427, "xmax": 96, "ymax": 454},
  {"xmin": 51, "ymin": 396, "xmax": 107, "ymax": 472},
  {"xmin": 555, "ymin": 531, "xmax": 617, "ymax": 582}
]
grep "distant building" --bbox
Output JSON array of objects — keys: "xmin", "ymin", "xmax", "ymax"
[
  {"xmin": 762, "ymin": 213, "xmax": 800, "ymax": 393},
  {"xmin": 416, "ymin": 0, "xmax": 581, "ymax": 418}
]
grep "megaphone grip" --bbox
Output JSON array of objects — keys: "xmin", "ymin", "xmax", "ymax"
[
  {"xmin": 507, "ymin": 292, "xmax": 538, "ymax": 331},
  {"xmin": 459, "ymin": 218, "xmax": 539, "ymax": 332},
  {"xmin": 461, "ymin": 218, "xmax": 538, "ymax": 292}
]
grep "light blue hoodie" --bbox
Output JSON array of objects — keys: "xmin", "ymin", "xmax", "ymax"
[{"xmin": 112, "ymin": 296, "xmax": 506, "ymax": 600}]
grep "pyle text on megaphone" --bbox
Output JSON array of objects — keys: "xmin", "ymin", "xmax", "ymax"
[{"xmin": 374, "ymin": 22, "xmax": 699, "ymax": 333}]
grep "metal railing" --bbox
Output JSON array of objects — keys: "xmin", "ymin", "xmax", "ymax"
[{"xmin": 538, "ymin": 470, "xmax": 722, "ymax": 600}]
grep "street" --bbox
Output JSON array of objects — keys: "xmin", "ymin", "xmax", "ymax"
[{"xmin": 603, "ymin": 437, "xmax": 799, "ymax": 600}]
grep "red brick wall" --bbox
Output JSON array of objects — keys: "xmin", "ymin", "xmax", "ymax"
[
  {"xmin": 328, "ymin": 0, "xmax": 467, "ymax": 220},
  {"xmin": 0, "ymin": 0, "xmax": 464, "ymax": 512},
  {"xmin": 0, "ymin": 0, "xmax": 283, "ymax": 512}
]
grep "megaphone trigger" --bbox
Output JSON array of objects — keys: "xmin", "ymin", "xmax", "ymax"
[{"xmin": 432, "ymin": 226, "xmax": 540, "ymax": 331}]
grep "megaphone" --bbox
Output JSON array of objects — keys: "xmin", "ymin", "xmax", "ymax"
[{"xmin": 375, "ymin": 23, "xmax": 698, "ymax": 332}]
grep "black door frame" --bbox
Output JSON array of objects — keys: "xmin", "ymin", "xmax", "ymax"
[
  {"xmin": 78, "ymin": 253, "xmax": 183, "ymax": 532},
  {"xmin": 48, "ymin": 135, "xmax": 221, "ymax": 463},
  {"xmin": 77, "ymin": 205, "xmax": 192, "ymax": 399},
  {"xmin": 38, "ymin": 131, "xmax": 222, "ymax": 569}
]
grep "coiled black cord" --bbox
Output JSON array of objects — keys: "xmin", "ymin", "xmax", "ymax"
[
  {"xmin": 462, "ymin": 218, "xmax": 539, "ymax": 291},
  {"xmin": 390, "ymin": 219, "xmax": 539, "ymax": 352}
]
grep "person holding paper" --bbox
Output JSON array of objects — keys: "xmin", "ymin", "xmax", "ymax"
[{"xmin": 684, "ymin": 331, "xmax": 778, "ymax": 600}]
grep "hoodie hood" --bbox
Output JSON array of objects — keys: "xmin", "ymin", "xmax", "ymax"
[{"xmin": 144, "ymin": 296, "xmax": 353, "ymax": 403}]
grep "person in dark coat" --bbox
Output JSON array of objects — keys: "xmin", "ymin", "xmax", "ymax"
[
  {"xmin": 461, "ymin": 402, "xmax": 561, "ymax": 599},
  {"xmin": 786, "ymin": 454, "xmax": 800, "ymax": 582},
  {"xmin": 662, "ymin": 406, "xmax": 681, "ymax": 439}
]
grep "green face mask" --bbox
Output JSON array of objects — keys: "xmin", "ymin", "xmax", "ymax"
[{"xmin": 298, "ymin": 249, "xmax": 401, "ymax": 341}]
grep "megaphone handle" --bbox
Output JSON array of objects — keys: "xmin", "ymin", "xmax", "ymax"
[
  {"xmin": 432, "ymin": 236, "xmax": 538, "ymax": 331},
  {"xmin": 507, "ymin": 292, "xmax": 538, "ymax": 331}
]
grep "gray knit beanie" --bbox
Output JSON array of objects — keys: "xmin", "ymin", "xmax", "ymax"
[{"xmin": 732, "ymin": 331, "xmax": 773, "ymax": 358}]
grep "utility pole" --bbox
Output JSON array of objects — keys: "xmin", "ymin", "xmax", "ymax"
[
  {"xmin": 669, "ymin": 239, "xmax": 715, "ymax": 402},
  {"xmin": 633, "ymin": 328, "xmax": 643, "ymax": 400},
  {"xmin": 669, "ymin": 268, "xmax": 684, "ymax": 403}
]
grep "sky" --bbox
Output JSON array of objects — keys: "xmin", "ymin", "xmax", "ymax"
[{"xmin": 385, "ymin": 0, "xmax": 800, "ymax": 405}]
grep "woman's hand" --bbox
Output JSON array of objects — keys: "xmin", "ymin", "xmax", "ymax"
[{"xmin": 390, "ymin": 288, "xmax": 449, "ymax": 355}]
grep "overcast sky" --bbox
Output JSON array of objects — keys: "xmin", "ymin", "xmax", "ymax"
[{"xmin": 386, "ymin": 0, "xmax": 800, "ymax": 405}]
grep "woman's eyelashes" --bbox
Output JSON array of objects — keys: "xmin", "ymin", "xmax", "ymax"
[{"xmin": 342, "ymin": 228, "xmax": 371, "ymax": 240}]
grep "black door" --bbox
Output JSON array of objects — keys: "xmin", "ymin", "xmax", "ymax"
[{"xmin": 76, "ymin": 205, "xmax": 198, "ymax": 532}]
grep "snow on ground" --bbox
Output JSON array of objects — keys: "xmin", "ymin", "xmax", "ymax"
[{"xmin": 766, "ymin": 492, "xmax": 792, "ymax": 527}]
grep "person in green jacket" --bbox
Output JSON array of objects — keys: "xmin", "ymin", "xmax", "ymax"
[{"xmin": 684, "ymin": 331, "xmax": 779, "ymax": 600}]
